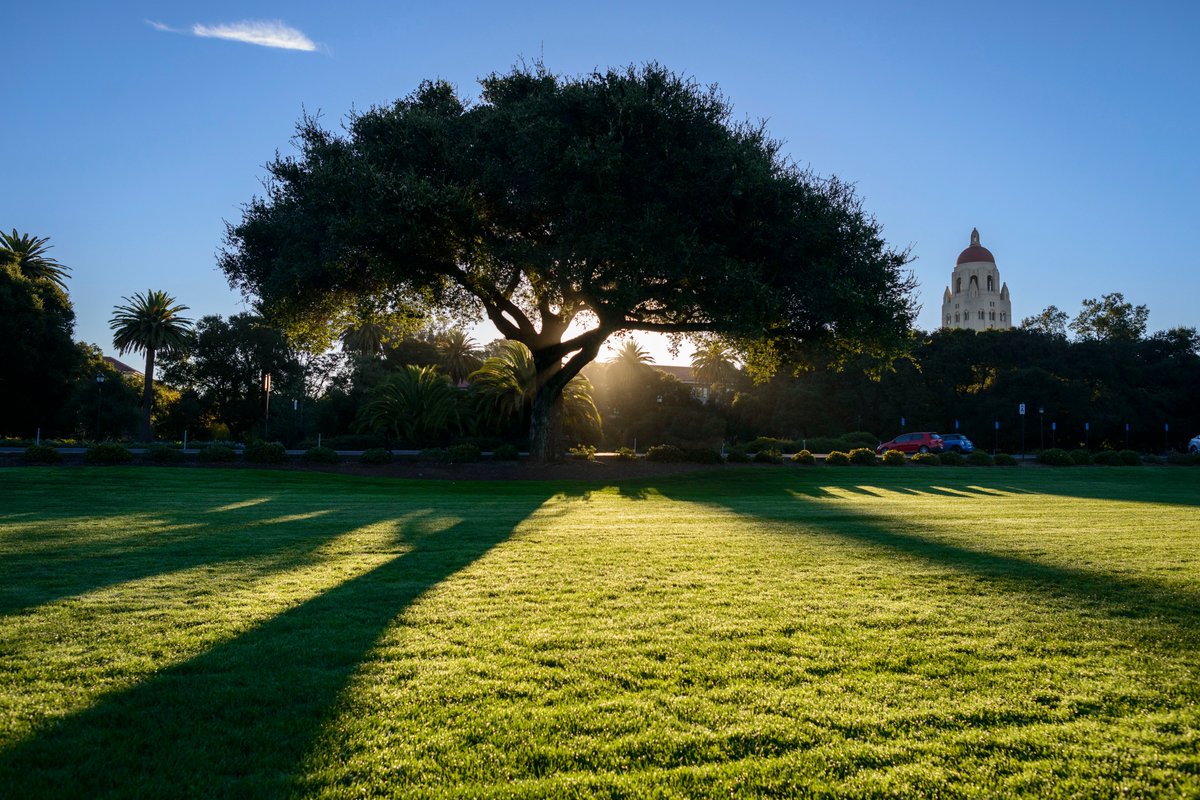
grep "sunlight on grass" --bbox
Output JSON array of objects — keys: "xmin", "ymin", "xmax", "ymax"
[
  {"xmin": 1, "ymin": 468, "xmax": 1197, "ymax": 796},
  {"xmin": 207, "ymin": 496, "xmax": 273, "ymax": 513},
  {"xmin": 0, "ymin": 515, "xmax": 439, "ymax": 749}
]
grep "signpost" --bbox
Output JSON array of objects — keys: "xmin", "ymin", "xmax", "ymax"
[
  {"xmin": 994, "ymin": 420, "xmax": 999, "ymax": 455},
  {"xmin": 1085, "ymin": 421, "xmax": 1090, "ymax": 450},
  {"xmin": 1051, "ymin": 420, "xmax": 1056, "ymax": 449}
]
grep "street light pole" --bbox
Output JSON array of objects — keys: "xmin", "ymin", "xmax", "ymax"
[
  {"xmin": 263, "ymin": 373, "xmax": 272, "ymax": 440},
  {"xmin": 1038, "ymin": 406, "xmax": 1045, "ymax": 451}
]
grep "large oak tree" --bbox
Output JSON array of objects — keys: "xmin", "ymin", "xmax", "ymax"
[{"xmin": 221, "ymin": 64, "xmax": 915, "ymax": 460}]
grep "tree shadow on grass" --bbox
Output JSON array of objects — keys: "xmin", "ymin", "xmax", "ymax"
[
  {"xmin": 0, "ymin": 489, "xmax": 554, "ymax": 799},
  {"xmin": 653, "ymin": 476, "xmax": 1200, "ymax": 657}
]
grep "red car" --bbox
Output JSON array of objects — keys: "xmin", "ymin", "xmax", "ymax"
[{"xmin": 875, "ymin": 432, "xmax": 944, "ymax": 455}]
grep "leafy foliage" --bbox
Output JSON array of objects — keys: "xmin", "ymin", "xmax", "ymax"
[
  {"xmin": 966, "ymin": 451, "xmax": 995, "ymax": 466},
  {"xmin": 197, "ymin": 444, "xmax": 237, "ymax": 463},
  {"xmin": 848, "ymin": 447, "xmax": 877, "ymax": 466},
  {"xmin": 645, "ymin": 444, "xmax": 686, "ymax": 463},
  {"xmin": 911, "ymin": 452, "xmax": 940, "ymax": 466},
  {"xmin": 84, "ymin": 442, "xmax": 133, "ymax": 464},
  {"xmin": 0, "ymin": 230, "xmax": 71, "ymax": 292},
  {"xmin": 1037, "ymin": 448, "xmax": 1074, "ymax": 466},
  {"xmin": 244, "ymin": 441, "xmax": 287, "ymax": 464},
  {"xmin": 23, "ymin": 445, "xmax": 62, "ymax": 464},
  {"xmin": 791, "ymin": 449, "xmax": 816, "ymax": 465},
  {"xmin": 359, "ymin": 448, "xmax": 393, "ymax": 465},
  {"xmin": 357, "ymin": 365, "xmax": 462, "ymax": 446},
  {"xmin": 882, "ymin": 449, "xmax": 906, "ymax": 466},
  {"xmin": 220, "ymin": 64, "xmax": 915, "ymax": 459},
  {"xmin": 824, "ymin": 451, "xmax": 850, "ymax": 466},
  {"xmin": 994, "ymin": 453, "xmax": 1018, "ymax": 466},
  {"xmin": 303, "ymin": 446, "xmax": 340, "ymax": 464},
  {"xmin": 110, "ymin": 290, "xmax": 193, "ymax": 441}
]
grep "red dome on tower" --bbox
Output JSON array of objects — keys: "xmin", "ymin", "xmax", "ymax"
[{"xmin": 956, "ymin": 227, "xmax": 995, "ymax": 264}]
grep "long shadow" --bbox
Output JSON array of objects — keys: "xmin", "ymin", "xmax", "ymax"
[
  {"xmin": 0, "ymin": 488, "xmax": 554, "ymax": 798},
  {"xmin": 0, "ymin": 497, "xmax": 353, "ymax": 618},
  {"xmin": 653, "ymin": 475, "xmax": 1200, "ymax": 656}
]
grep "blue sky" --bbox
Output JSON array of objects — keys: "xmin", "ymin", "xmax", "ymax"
[{"xmin": 6, "ymin": 1, "xmax": 1198, "ymax": 364}]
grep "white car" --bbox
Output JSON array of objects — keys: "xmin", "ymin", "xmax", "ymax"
[{"xmin": 1191, "ymin": 434, "xmax": 1200, "ymax": 454}]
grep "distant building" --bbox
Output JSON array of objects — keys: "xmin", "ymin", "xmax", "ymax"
[
  {"xmin": 103, "ymin": 356, "xmax": 142, "ymax": 378},
  {"xmin": 941, "ymin": 228, "xmax": 1012, "ymax": 331},
  {"xmin": 653, "ymin": 365, "xmax": 710, "ymax": 404}
]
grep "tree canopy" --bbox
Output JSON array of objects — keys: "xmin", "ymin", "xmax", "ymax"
[{"xmin": 221, "ymin": 63, "xmax": 915, "ymax": 459}]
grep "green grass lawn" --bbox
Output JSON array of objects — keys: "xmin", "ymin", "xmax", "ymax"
[{"xmin": 1, "ymin": 466, "xmax": 1197, "ymax": 798}]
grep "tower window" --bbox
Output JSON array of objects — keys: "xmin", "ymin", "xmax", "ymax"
[
  {"xmin": 955, "ymin": 312, "xmax": 960, "ymax": 322},
  {"xmin": 956, "ymin": 277, "xmax": 961, "ymax": 293},
  {"xmin": 978, "ymin": 310, "xmax": 984, "ymax": 320},
  {"xmin": 990, "ymin": 311, "xmax": 995, "ymax": 320},
  {"xmin": 987, "ymin": 276, "xmax": 994, "ymax": 291}
]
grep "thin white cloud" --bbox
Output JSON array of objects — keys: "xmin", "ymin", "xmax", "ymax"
[
  {"xmin": 192, "ymin": 20, "xmax": 316, "ymax": 51},
  {"xmin": 145, "ymin": 18, "xmax": 317, "ymax": 52}
]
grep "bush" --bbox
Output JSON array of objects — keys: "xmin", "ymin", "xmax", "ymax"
[
  {"xmin": 744, "ymin": 437, "xmax": 790, "ymax": 454},
  {"xmin": 684, "ymin": 447, "xmax": 723, "ymax": 464},
  {"xmin": 568, "ymin": 444, "xmax": 596, "ymax": 461},
  {"xmin": 1119, "ymin": 449, "xmax": 1141, "ymax": 466},
  {"xmin": 614, "ymin": 446, "xmax": 637, "ymax": 461},
  {"xmin": 966, "ymin": 451, "xmax": 994, "ymax": 466},
  {"xmin": 791, "ymin": 449, "xmax": 815, "ymax": 465},
  {"xmin": 492, "ymin": 443, "xmax": 521, "ymax": 461},
  {"xmin": 197, "ymin": 444, "xmax": 237, "ymax": 463},
  {"xmin": 1070, "ymin": 449, "xmax": 1093, "ymax": 465},
  {"xmin": 848, "ymin": 447, "xmax": 878, "ymax": 466},
  {"xmin": 23, "ymin": 444, "xmax": 62, "ymax": 464},
  {"xmin": 994, "ymin": 453, "xmax": 1018, "ymax": 466},
  {"xmin": 360, "ymin": 448, "xmax": 393, "ymax": 465},
  {"xmin": 911, "ymin": 452, "xmax": 940, "ymax": 466},
  {"xmin": 825, "ymin": 450, "xmax": 850, "ymax": 466},
  {"xmin": 445, "ymin": 444, "xmax": 480, "ymax": 463},
  {"xmin": 85, "ymin": 442, "xmax": 133, "ymax": 465},
  {"xmin": 244, "ymin": 440, "xmax": 287, "ymax": 464},
  {"xmin": 145, "ymin": 445, "xmax": 184, "ymax": 464},
  {"xmin": 754, "ymin": 449, "xmax": 783, "ymax": 464},
  {"xmin": 1091, "ymin": 450, "xmax": 1121, "ymax": 466},
  {"xmin": 304, "ymin": 446, "xmax": 340, "ymax": 464},
  {"xmin": 882, "ymin": 449, "xmax": 906, "ymax": 466},
  {"xmin": 939, "ymin": 450, "xmax": 965, "ymax": 466},
  {"xmin": 299, "ymin": 434, "xmax": 388, "ymax": 451},
  {"xmin": 725, "ymin": 450, "xmax": 752, "ymax": 463},
  {"xmin": 1142, "ymin": 454, "xmax": 1164, "ymax": 465},
  {"xmin": 646, "ymin": 444, "xmax": 686, "ymax": 463},
  {"xmin": 1166, "ymin": 452, "xmax": 1200, "ymax": 466},
  {"xmin": 1037, "ymin": 448, "xmax": 1074, "ymax": 467}
]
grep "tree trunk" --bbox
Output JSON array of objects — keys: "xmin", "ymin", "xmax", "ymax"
[
  {"xmin": 528, "ymin": 385, "xmax": 565, "ymax": 463},
  {"xmin": 140, "ymin": 348, "xmax": 156, "ymax": 443}
]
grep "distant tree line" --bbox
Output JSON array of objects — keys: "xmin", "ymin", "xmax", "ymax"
[{"xmin": 3, "ymin": 228, "xmax": 1197, "ymax": 454}]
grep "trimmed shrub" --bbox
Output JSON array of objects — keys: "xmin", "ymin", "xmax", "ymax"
[
  {"xmin": 911, "ymin": 452, "xmax": 940, "ymax": 466},
  {"xmin": 848, "ymin": 447, "xmax": 878, "ymax": 466},
  {"xmin": 85, "ymin": 442, "xmax": 133, "ymax": 465},
  {"xmin": 1119, "ymin": 449, "xmax": 1141, "ymax": 466},
  {"xmin": 684, "ymin": 447, "xmax": 723, "ymax": 464},
  {"xmin": 244, "ymin": 440, "xmax": 287, "ymax": 464},
  {"xmin": 1037, "ymin": 448, "xmax": 1074, "ymax": 467},
  {"xmin": 23, "ymin": 445, "xmax": 62, "ymax": 464},
  {"xmin": 966, "ymin": 451, "xmax": 994, "ymax": 466},
  {"xmin": 146, "ymin": 445, "xmax": 184, "ymax": 464},
  {"xmin": 197, "ymin": 444, "xmax": 237, "ymax": 463},
  {"xmin": 446, "ymin": 444, "xmax": 481, "ymax": 463},
  {"xmin": 568, "ymin": 444, "xmax": 596, "ymax": 461},
  {"xmin": 646, "ymin": 444, "xmax": 686, "ymax": 463},
  {"xmin": 304, "ymin": 446, "xmax": 340, "ymax": 464},
  {"xmin": 1092, "ymin": 450, "xmax": 1123, "ymax": 466},
  {"xmin": 994, "ymin": 453, "xmax": 1018, "ymax": 466},
  {"xmin": 825, "ymin": 450, "xmax": 851, "ymax": 466},
  {"xmin": 419, "ymin": 448, "xmax": 448, "ymax": 462},
  {"xmin": 1142, "ymin": 454, "xmax": 1164, "ymax": 465},
  {"xmin": 939, "ymin": 450, "xmax": 965, "ymax": 466},
  {"xmin": 492, "ymin": 443, "xmax": 520, "ymax": 461},
  {"xmin": 791, "ymin": 449, "xmax": 816, "ymax": 465},
  {"xmin": 615, "ymin": 447, "xmax": 637, "ymax": 461},
  {"xmin": 725, "ymin": 450, "xmax": 752, "ymax": 463},
  {"xmin": 754, "ymin": 449, "xmax": 783, "ymax": 464},
  {"xmin": 1070, "ymin": 449, "xmax": 1093, "ymax": 465},
  {"xmin": 360, "ymin": 448, "xmax": 393, "ymax": 465},
  {"xmin": 299, "ymin": 434, "xmax": 387, "ymax": 451},
  {"xmin": 882, "ymin": 449, "xmax": 906, "ymax": 466}
]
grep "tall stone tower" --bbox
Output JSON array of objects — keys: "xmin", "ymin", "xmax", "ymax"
[{"xmin": 941, "ymin": 228, "xmax": 1012, "ymax": 331}]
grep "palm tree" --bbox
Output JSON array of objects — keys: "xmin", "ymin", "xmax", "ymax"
[
  {"xmin": 471, "ymin": 341, "xmax": 600, "ymax": 442},
  {"xmin": 0, "ymin": 230, "xmax": 71, "ymax": 292},
  {"xmin": 110, "ymin": 290, "xmax": 193, "ymax": 441},
  {"xmin": 438, "ymin": 329, "xmax": 483, "ymax": 385},
  {"xmin": 612, "ymin": 339, "xmax": 654, "ymax": 368},
  {"xmin": 341, "ymin": 320, "xmax": 388, "ymax": 358},
  {"xmin": 357, "ymin": 365, "xmax": 462, "ymax": 445},
  {"xmin": 691, "ymin": 340, "xmax": 740, "ymax": 404}
]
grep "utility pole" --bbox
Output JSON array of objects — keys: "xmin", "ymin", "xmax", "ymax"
[{"xmin": 263, "ymin": 373, "xmax": 272, "ymax": 440}]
